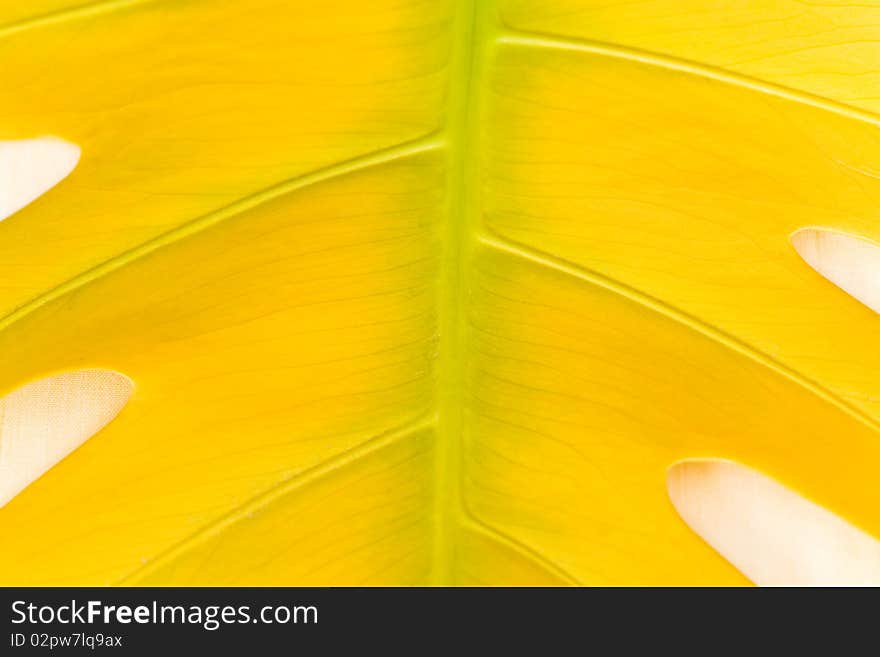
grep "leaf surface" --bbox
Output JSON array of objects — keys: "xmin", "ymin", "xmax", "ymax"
[{"xmin": 1, "ymin": 0, "xmax": 879, "ymax": 585}]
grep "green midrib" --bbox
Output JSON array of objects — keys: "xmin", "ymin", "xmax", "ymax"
[{"xmin": 431, "ymin": 0, "xmax": 496, "ymax": 585}]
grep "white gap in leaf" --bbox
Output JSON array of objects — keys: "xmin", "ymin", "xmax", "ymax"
[
  {"xmin": 792, "ymin": 228, "xmax": 880, "ymax": 313},
  {"xmin": 0, "ymin": 137, "xmax": 80, "ymax": 222},
  {"xmin": 667, "ymin": 460, "xmax": 880, "ymax": 586},
  {"xmin": 0, "ymin": 370, "xmax": 133, "ymax": 508}
]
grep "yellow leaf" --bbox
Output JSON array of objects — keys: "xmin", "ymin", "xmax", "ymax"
[{"xmin": 0, "ymin": 0, "xmax": 878, "ymax": 585}]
